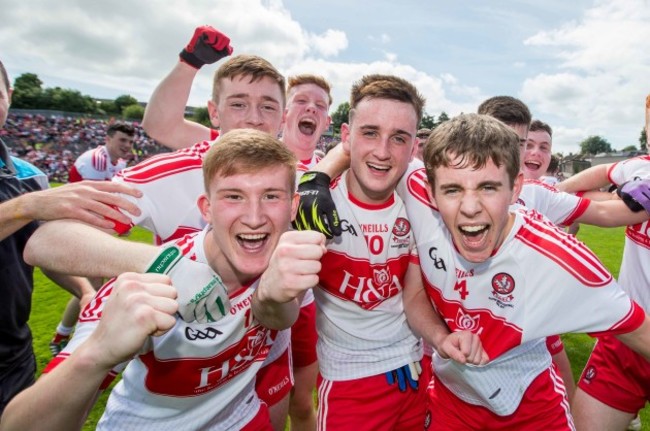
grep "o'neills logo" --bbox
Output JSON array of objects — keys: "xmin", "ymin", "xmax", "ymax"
[{"xmin": 583, "ymin": 366, "xmax": 596, "ymax": 383}]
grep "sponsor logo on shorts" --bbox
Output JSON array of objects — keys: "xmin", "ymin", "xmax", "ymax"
[
  {"xmin": 583, "ymin": 365, "xmax": 596, "ymax": 383},
  {"xmin": 268, "ymin": 376, "xmax": 291, "ymax": 395},
  {"xmin": 424, "ymin": 410, "xmax": 431, "ymax": 429}
]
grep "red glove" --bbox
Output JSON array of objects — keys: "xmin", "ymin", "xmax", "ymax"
[{"xmin": 179, "ymin": 25, "xmax": 233, "ymax": 69}]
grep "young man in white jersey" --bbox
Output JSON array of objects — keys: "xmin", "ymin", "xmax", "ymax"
[
  {"xmin": 409, "ymin": 113, "xmax": 650, "ymax": 429},
  {"xmin": 0, "ymin": 129, "xmax": 327, "ymax": 431},
  {"xmin": 141, "ymin": 25, "xmax": 334, "ymax": 430},
  {"xmin": 23, "ymin": 53, "xmax": 296, "ymax": 430},
  {"xmin": 312, "ymin": 75, "xmax": 486, "ymax": 431},
  {"xmin": 555, "ymin": 152, "xmax": 650, "ymax": 430},
  {"xmin": 50, "ymin": 122, "xmax": 136, "ymax": 356}
]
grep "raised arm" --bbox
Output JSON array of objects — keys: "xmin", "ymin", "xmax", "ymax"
[
  {"xmin": 141, "ymin": 25, "xmax": 232, "ymax": 149},
  {"xmin": 0, "ymin": 181, "xmax": 142, "ymax": 241},
  {"xmin": 253, "ymin": 231, "xmax": 325, "ymax": 330},
  {"xmin": 0, "ymin": 273, "xmax": 178, "ymax": 431}
]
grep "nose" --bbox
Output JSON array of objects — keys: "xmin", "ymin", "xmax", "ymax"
[
  {"xmin": 373, "ymin": 137, "xmax": 391, "ymax": 160},
  {"xmin": 246, "ymin": 106, "xmax": 264, "ymax": 127},
  {"xmin": 241, "ymin": 198, "xmax": 266, "ymax": 228},
  {"xmin": 459, "ymin": 191, "xmax": 482, "ymax": 217}
]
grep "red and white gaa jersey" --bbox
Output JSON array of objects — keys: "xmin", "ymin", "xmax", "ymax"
[
  {"xmin": 397, "ymin": 160, "xmax": 644, "ymax": 415},
  {"xmin": 48, "ymin": 228, "xmax": 277, "ymax": 430},
  {"xmin": 516, "ymin": 179, "xmax": 589, "ymax": 227},
  {"xmin": 68, "ymin": 145, "xmax": 127, "ymax": 182},
  {"xmin": 111, "ymin": 140, "xmax": 213, "ymax": 243},
  {"xmin": 608, "ymin": 155, "xmax": 650, "ymax": 310},
  {"xmin": 315, "ymin": 171, "xmax": 422, "ymax": 380}
]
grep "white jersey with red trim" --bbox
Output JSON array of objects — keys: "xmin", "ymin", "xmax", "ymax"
[
  {"xmin": 516, "ymin": 179, "xmax": 589, "ymax": 227},
  {"xmin": 111, "ymin": 140, "xmax": 212, "ymax": 243},
  {"xmin": 68, "ymin": 145, "xmax": 127, "ymax": 182},
  {"xmin": 315, "ymin": 171, "xmax": 421, "ymax": 381},
  {"xmin": 397, "ymin": 161, "xmax": 644, "ymax": 415},
  {"xmin": 51, "ymin": 228, "xmax": 277, "ymax": 430},
  {"xmin": 608, "ymin": 155, "xmax": 650, "ymax": 310}
]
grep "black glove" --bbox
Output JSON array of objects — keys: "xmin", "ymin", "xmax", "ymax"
[
  {"xmin": 385, "ymin": 362, "xmax": 421, "ymax": 392},
  {"xmin": 617, "ymin": 178, "xmax": 650, "ymax": 213},
  {"xmin": 179, "ymin": 25, "xmax": 233, "ymax": 69},
  {"xmin": 292, "ymin": 172, "xmax": 341, "ymax": 239}
]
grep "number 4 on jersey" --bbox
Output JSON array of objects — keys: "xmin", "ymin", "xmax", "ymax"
[{"xmin": 454, "ymin": 279, "xmax": 469, "ymax": 300}]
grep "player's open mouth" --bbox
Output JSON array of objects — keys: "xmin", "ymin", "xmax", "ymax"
[
  {"xmin": 524, "ymin": 161, "xmax": 541, "ymax": 171},
  {"xmin": 367, "ymin": 162, "xmax": 390, "ymax": 173},
  {"xmin": 236, "ymin": 233, "xmax": 269, "ymax": 251},
  {"xmin": 459, "ymin": 224, "xmax": 489, "ymax": 244},
  {"xmin": 298, "ymin": 118, "xmax": 316, "ymax": 136}
]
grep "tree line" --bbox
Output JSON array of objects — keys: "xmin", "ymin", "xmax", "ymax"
[{"xmin": 10, "ymin": 73, "xmax": 647, "ymax": 154}]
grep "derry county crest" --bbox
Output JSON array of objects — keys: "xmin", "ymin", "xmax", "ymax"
[{"xmin": 489, "ymin": 272, "xmax": 515, "ymax": 308}]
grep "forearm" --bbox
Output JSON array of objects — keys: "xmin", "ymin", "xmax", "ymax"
[
  {"xmin": 142, "ymin": 62, "xmax": 209, "ymax": 149},
  {"xmin": 579, "ymin": 200, "xmax": 649, "ymax": 227},
  {"xmin": 312, "ymin": 142, "xmax": 349, "ymax": 178},
  {"xmin": 0, "ymin": 194, "xmax": 35, "ymax": 241},
  {"xmin": 24, "ymin": 220, "xmax": 158, "ymax": 278},
  {"xmin": 251, "ymin": 289, "xmax": 302, "ymax": 330},
  {"xmin": 557, "ymin": 164, "xmax": 611, "ymax": 193},
  {"xmin": 403, "ymin": 263, "xmax": 450, "ymax": 350},
  {"xmin": 0, "ymin": 342, "xmax": 109, "ymax": 431},
  {"xmin": 41, "ymin": 270, "xmax": 95, "ymax": 298}
]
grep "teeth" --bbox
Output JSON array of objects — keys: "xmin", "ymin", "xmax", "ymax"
[
  {"xmin": 238, "ymin": 233, "xmax": 266, "ymax": 241},
  {"xmin": 460, "ymin": 225, "xmax": 486, "ymax": 233},
  {"xmin": 368, "ymin": 163, "xmax": 389, "ymax": 171}
]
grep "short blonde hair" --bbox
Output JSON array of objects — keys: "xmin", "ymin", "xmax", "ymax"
[{"xmin": 202, "ymin": 129, "xmax": 297, "ymax": 193}]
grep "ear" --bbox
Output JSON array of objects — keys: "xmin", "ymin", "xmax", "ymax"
[
  {"xmin": 197, "ymin": 193, "xmax": 211, "ymax": 224},
  {"xmin": 510, "ymin": 172, "xmax": 524, "ymax": 205},
  {"xmin": 341, "ymin": 123, "xmax": 351, "ymax": 155},
  {"xmin": 289, "ymin": 191, "xmax": 299, "ymax": 222},
  {"xmin": 207, "ymin": 100, "xmax": 220, "ymax": 128},
  {"xmin": 425, "ymin": 177, "xmax": 438, "ymax": 208}
]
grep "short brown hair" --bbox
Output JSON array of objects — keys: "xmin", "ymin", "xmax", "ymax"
[
  {"xmin": 424, "ymin": 113, "xmax": 521, "ymax": 189},
  {"xmin": 417, "ymin": 128, "xmax": 432, "ymax": 140},
  {"xmin": 477, "ymin": 96, "xmax": 531, "ymax": 128},
  {"xmin": 202, "ymin": 128, "xmax": 297, "ymax": 193},
  {"xmin": 529, "ymin": 119, "xmax": 553, "ymax": 137},
  {"xmin": 107, "ymin": 122, "xmax": 135, "ymax": 137},
  {"xmin": 212, "ymin": 55, "xmax": 286, "ymax": 107},
  {"xmin": 288, "ymin": 74, "xmax": 333, "ymax": 106},
  {"xmin": 349, "ymin": 74, "xmax": 425, "ymax": 125}
]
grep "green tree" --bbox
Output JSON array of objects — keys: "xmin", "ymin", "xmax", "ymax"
[
  {"xmin": 640, "ymin": 127, "xmax": 647, "ymax": 153},
  {"xmin": 191, "ymin": 107, "xmax": 212, "ymax": 127},
  {"xmin": 579, "ymin": 135, "xmax": 613, "ymax": 155},
  {"xmin": 330, "ymin": 101, "xmax": 350, "ymax": 134},
  {"xmin": 114, "ymin": 95, "xmax": 139, "ymax": 113},
  {"xmin": 621, "ymin": 145, "xmax": 638, "ymax": 153},
  {"xmin": 419, "ymin": 112, "xmax": 435, "ymax": 130},
  {"xmin": 97, "ymin": 100, "xmax": 119, "ymax": 115},
  {"xmin": 122, "ymin": 104, "xmax": 145, "ymax": 120},
  {"xmin": 435, "ymin": 111, "xmax": 450, "ymax": 127},
  {"xmin": 11, "ymin": 73, "xmax": 44, "ymax": 108},
  {"xmin": 42, "ymin": 87, "xmax": 96, "ymax": 113}
]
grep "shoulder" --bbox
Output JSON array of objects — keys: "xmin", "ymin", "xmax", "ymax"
[
  {"xmin": 116, "ymin": 141, "xmax": 211, "ymax": 184},
  {"xmin": 10, "ymin": 156, "xmax": 48, "ymax": 190}
]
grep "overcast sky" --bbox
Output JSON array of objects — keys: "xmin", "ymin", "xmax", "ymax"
[{"xmin": 2, "ymin": 0, "xmax": 649, "ymax": 154}]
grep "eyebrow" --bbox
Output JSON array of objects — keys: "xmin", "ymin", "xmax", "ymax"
[
  {"xmin": 358, "ymin": 124, "xmax": 413, "ymax": 138},
  {"xmin": 225, "ymin": 94, "xmax": 281, "ymax": 104},
  {"xmin": 439, "ymin": 180, "xmax": 503, "ymax": 190}
]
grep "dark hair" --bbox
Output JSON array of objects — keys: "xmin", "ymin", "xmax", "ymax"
[
  {"xmin": 529, "ymin": 119, "xmax": 553, "ymax": 137},
  {"xmin": 547, "ymin": 154, "xmax": 559, "ymax": 174},
  {"xmin": 0, "ymin": 60, "xmax": 10, "ymax": 93},
  {"xmin": 349, "ymin": 74, "xmax": 425, "ymax": 125},
  {"xmin": 107, "ymin": 122, "xmax": 135, "ymax": 137},
  {"xmin": 477, "ymin": 96, "xmax": 531, "ymax": 127}
]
